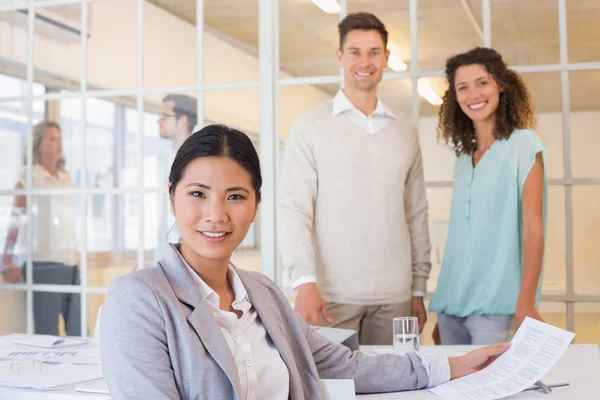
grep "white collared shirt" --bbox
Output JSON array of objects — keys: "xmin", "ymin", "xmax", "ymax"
[
  {"xmin": 292, "ymin": 89, "xmax": 426, "ymax": 297},
  {"xmin": 331, "ymin": 88, "xmax": 397, "ymax": 134},
  {"xmin": 175, "ymin": 247, "xmax": 290, "ymax": 400}
]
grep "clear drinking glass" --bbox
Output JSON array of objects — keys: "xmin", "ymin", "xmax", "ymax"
[{"xmin": 393, "ymin": 316, "xmax": 420, "ymax": 355}]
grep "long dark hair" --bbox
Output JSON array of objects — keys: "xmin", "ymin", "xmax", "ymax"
[{"xmin": 168, "ymin": 124, "xmax": 262, "ymax": 203}]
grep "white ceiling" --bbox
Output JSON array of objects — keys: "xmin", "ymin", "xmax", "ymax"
[{"xmin": 148, "ymin": 0, "xmax": 600, "ymax": 116}]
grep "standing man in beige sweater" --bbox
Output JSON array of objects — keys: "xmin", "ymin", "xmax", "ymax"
[{"xmin": 278, "ymin": 12, "xmax": 432, "ymax": 345}]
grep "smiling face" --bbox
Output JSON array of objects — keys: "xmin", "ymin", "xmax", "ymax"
[
  {"xmin": 170, "ymin": 156, "xmax": 258, "ymax": 264},
  {"xmin": 337, "ymin": 29, "xmax": 389, "ymax": 94},
  {"xmin": 454, "ymin": 64, "xmax": 502, "ymax": 123}
]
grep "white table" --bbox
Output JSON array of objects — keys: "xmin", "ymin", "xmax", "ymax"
[{"xmin": 0, "ymin": 335, "xmax": 597, "ymax": 399}]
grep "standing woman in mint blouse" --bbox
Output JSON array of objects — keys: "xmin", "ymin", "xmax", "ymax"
[{"xmin": 429, "ymin": 47, "xmax": 547, "ymax": 345}]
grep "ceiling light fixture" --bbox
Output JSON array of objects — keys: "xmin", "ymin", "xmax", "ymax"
[
  {"xmin": 312, "ymin": 0, "xmax": 341, "ymax": 14},
  {"xmin": 387, "ymin": 52, "xmax": 408, "ymax": 72},
  {"xmin": 417, "ymin": 80, "xmax": 443, "ymax": 106}
]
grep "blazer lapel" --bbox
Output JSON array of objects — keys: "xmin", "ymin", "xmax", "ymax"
[
  {"xmin": 240, "ymin": 272, "xmax": 306, "ymax": 399},
  {"xmin": 159, "ymin": 245, "xmax": 243, "ymax": 399},
  {"xmin": 187, "ymin": 302, "xmax": 243, "ymax": 399}
]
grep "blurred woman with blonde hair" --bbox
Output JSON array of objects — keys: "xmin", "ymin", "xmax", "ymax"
[{"xmin": 1, "ymin": 121, "xmax": 80, "ymax": 335}]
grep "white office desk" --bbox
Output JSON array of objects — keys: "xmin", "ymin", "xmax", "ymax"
[{"xmin": 0, "ymin": 337, "xmax": 597, "ymax": 399}]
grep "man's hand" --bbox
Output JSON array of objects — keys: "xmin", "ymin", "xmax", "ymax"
[
  {"xmin": 411, "ymin": 296, "xmax": 427, "ymax": 332},
  {"xmin": 294, "ymin": 283, "xmax": 332, "ymax": 326},
  {"xmin": 515, "ymin": 299, "xmax": 543, "ymax": 330},
  {"xmin": 448, "ymin": 343, "xmax": 511, "ymax": 380},
  {"xmin": 2, "ymin": 263, "xmax": 22, "ymax": 284}
]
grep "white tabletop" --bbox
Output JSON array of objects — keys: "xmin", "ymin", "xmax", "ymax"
[{"xmin": 0, "ymin": 336, "xmax": 597, "ymax": 399}]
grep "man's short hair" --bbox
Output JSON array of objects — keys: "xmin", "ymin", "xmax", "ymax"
[
  {"xmin": 338, "ymin": 12, "xmax": 388, "ymax": 51},
  {"xmin": 162, "ymin": 94, "xmax": 198, "ymax": 134}
]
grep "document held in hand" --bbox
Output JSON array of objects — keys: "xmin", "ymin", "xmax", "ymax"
[{"xmin": 429, "ymin": 317, "xmax": 575, "ymax": 400}]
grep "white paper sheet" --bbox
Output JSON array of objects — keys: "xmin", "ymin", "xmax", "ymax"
[
  {"xmin": 0, "ymin": 345, "xmax": 101, "ymax": 365},
  {"xmin": 429, "ymin": 317, "xmax": 575, "ymax": 400},
  {"xmin": 76, "ymin": 380, "xmax": 110, "ymax": 394},
  {"xmin": 0, "ymin": 363, "xmax": 103, "ymax": 390},
  {"xmin": 13, "ymin": 335, "xmax": 88, "ymax": 349}
]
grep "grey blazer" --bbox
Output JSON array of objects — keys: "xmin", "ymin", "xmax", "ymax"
[{"xmin": 100, "ymin": 245, "xmax": 429, "ymax": 399}]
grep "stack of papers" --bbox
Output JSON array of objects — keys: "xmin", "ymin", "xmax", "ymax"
[{"xmin": 0, "ymin": 363, "xmax": 103, "ymax": 390}]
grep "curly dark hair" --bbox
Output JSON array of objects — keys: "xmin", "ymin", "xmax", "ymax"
[{"xmin": 437, "ymin": 47, "xmax": 537, "ymax": 156}]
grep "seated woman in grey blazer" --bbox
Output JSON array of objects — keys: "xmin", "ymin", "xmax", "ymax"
[{"xmin": 100, "ymin": 124, "xmax": 510, "ymax": 400}]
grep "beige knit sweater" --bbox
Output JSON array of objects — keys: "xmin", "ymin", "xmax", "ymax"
[{"xmin": 278, "ymin": 101, "xmax": 432, "ymax": 305}]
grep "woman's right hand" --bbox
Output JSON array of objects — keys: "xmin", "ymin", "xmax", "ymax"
[{"xmin": 448, "ymin": 343, "xmax": 511, "ymax": 380}]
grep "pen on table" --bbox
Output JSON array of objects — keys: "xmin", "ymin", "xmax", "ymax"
[{"xmin": 536, "ymin": 380, "xmax": 552, "ymax": 394}]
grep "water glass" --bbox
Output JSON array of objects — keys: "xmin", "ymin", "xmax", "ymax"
[{"xmin": 393, "ymin": 316, "xmax": 420, "ymax": 355}]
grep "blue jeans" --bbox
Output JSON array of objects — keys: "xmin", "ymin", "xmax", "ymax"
[{"xmin": 437, "ymin": 313, "xmax": 512, "ymax": 345}]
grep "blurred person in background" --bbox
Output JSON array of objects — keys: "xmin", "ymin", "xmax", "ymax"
[{"xmin": 1, "ymin": 121, "xmax": 80, "ymax": 335}]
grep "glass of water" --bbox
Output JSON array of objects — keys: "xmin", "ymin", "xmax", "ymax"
[{"xmin": 393, "ymin": 316, "xmax": 420, "ymax": 355}]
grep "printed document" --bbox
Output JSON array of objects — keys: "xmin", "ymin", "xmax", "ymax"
[{"xmin": 429, "ymin": 317, "xmax": 575, "ymax": 400}]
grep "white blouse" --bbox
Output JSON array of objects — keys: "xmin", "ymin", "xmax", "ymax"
[{"xmin": 176, "ymin": 247, "xmax": 290, "ymax": 400}]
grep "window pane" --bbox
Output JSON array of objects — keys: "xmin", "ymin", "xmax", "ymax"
[
  {"xmin": 417, "ymin": 76, "xmax": 454, "ymax": 182},
  {"xmin": 87, "ymin": 0, "xmax": 137, "ymax": 90},
  {"xmin": 378, "ymin": 78, "xmax": 413, "ymax": 120},
  {"xmin": 144, "ymin": 1, "xmax": 198, "ymax": 88},
  {"xmin": 34, "ymin": 4, "xmax": 82, "ymax": 90},
  {"xmin": 279, "ymin": 0, "xmax": 338, "ymax": 78},
  {"xmin": 491, "ymin": 0, "xmax": 559, "ymax": 66},
  {"xmin": 202, "ymin": 0, "xmax": 259, "ymax": 84},
  {"xmin": 574, "ymin": 303, "xmax": 600, "ymax": 345},
  {"xmin": 144, "ymin": 192, "xmax": 171, "ymax": 268},
  {"xmin": 0, "ymin": 97, "xmax": 45, "ymax": 192},
  {"xmin": 545, "ymin": 186, "xmax": 566, "ymax": 295},
  {"xmin": 567, "ymin": 0, "xmax": 600, "ymax": 63},
  {"xmin": 425, "ymin": 187, "xmax": 452, "ymax": 294},
  {"xmin": 0, "ymin": 7, "xmax": 29, "ymax": 96},
  {"xmin": 418, "ymin": 0, "xmax": 482, "ymax": 71},
  {"xmin": 58, "ymin": 96, "xmax": 140, "ymax": 189},
  {"xmin": 87, "ymin": 194, "xmax": 138, "ymax": 287},
  {"xmin": 570, "ymin": 71, "xmax": 600, "ymax": 178},
  {"xmin": 0, "ymin": 290, "xmax": 26, "ymax": 334},
  {"xmin": 0, "ymin": 102, "xmax": 27, "ymax": 190},
  {"xmin": 522, "ymin": 72, "xmax": 563, "ymax": 179},
  {"xmin": 55, "ymin": 97, "xmax": 83, "ymax": 189},
  {"xmin": 573, "ymin": 186, "xmax": 600, "ymax": 296}
]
